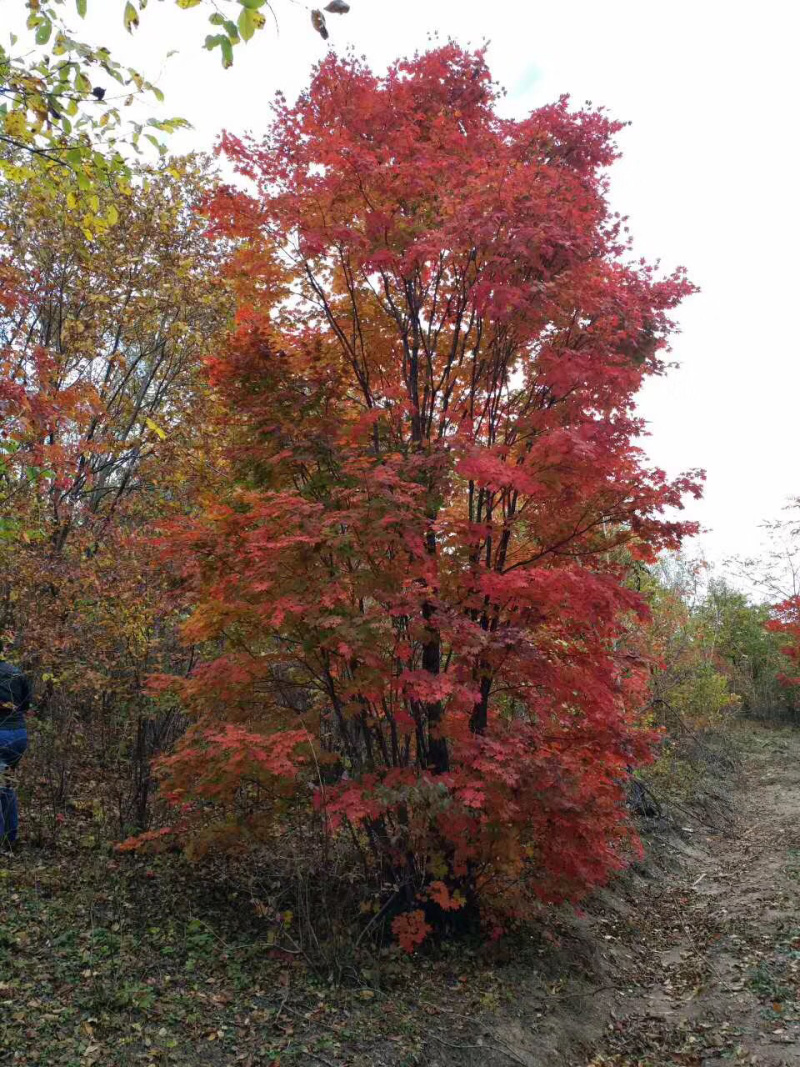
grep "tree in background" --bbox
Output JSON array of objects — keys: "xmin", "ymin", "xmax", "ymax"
[
  {"xmin": 642, "ymin": 554, "xmax": 792, "ymax": 727},
  {"xmin": 1, "ymin": 4, "xmax": 187, "ymax": 230},
  {"xmin": 753, "ymin": 505, "xmax": 800, "ymax": 711},
  {"xmin": 723, "ymin": 506, "xmax": 800, "ymax": 719},
  {"xmin": 1, "ymin": 0, "xmax": 351, "ymax": 214},
  {"xmin": 0, "ymin": 153, "xmax": 232, "ymax": 831},
  {"xmin": 642, "ymin": 557, "xmax": 739, "ymax": 732},
  {"xmin": 141, "ymin": 46, "xmax": 702, "ymax": 943},
  {"xmin": 767, "ymin": 595, "xmax": 800, "ymax": 695},
  {"xmin": 698, "ymin": 579, "xmax": 787, "ymax": 718}
]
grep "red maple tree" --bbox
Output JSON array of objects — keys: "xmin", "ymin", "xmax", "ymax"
[
  {"xmin": 766, "ymin": 596, "xmax": 800, "ymax": 688},
  {"xmin": 148, "ymin": 46, "xmax": 702, "ymax": 939}
]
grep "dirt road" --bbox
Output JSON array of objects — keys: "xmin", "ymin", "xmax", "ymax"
[
  {"xmin": 581, "ymin": 726, "xmax": 800, "ymax": 1066},
  {"xmin": 466, "ymin": 726, "xmax": 800, "ymax": 1067}
]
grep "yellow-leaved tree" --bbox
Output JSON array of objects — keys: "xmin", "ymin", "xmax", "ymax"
[{"xmin": 0, "ymin": 152, "xmax": 232, "ymax": 835}]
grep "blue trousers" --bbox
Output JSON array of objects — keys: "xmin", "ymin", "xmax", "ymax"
[{"xmin": 0, "ymin": 729, "xmax": 27, "ymax": 844}]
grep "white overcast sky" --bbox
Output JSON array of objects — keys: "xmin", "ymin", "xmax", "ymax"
[{"xmin": 21, "ymin": 0, "xmax": 800, "ymax": 576}]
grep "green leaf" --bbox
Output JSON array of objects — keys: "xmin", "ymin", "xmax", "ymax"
[
  {"xmin": 208, "ymin": 15, "xmax": 239, "ymax": 41},
  {"xmin": 238, "ymin": 7, "xmax": 265, "ymax": 41},
  {"xmin": 239, "ymin": 0, "xmax": 266, "ymax": 8},
  {"xmin": 76, "ymin": 0, "xmax": 88, "ymax": 16},
  {"xmin": 35, "ymin": 19, "xmax": 53, "ymax": 45},
  {"xmin": 103, "ymin": 63, "xmax": 125, "ymax": 84},
  {"xmin": 176, "ymin": 0, "xmax": 203, "ymax": 6},
  {"xmin": 123, "ymin": 2, "xmax": 139, "ymax": 33},
  {"xmin": 220, "ymin": 36, "xmax": 234, "ymax": 67}
]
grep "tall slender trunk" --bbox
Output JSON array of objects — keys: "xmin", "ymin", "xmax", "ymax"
[
  {"xmin": 409, "ymin": 333, "xmax": 449, "ymax": 774},
  {"xmin": 422, "ymin": 584, "xmax": 449, "ymax": 774},
  {"xmin": 470, "ymin": 673, "xmax": 492, "ymax": 734}
]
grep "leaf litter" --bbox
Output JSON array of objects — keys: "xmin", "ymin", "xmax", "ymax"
[{"xmin": 3, "ymin": 723, "xmax": 800, "ymax": 1066}]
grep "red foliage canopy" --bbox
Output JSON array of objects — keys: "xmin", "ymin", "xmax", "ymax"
[
  {"xmin": 151, "ymin": 46, "xmax": 702, "ymax": 935},
  {"xmin": 766, "ymin": 596, "xmax": 800, "ymax": 687}
]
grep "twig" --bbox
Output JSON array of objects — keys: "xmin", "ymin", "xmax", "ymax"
[
  {"xmin": 629, "ymin": 777, "xmax": 663, "ymax": 819},
  {"xmin": 428, "ymin": 1032, "xmax": 529, "ymax": 1066},
  {"xmin": 272, "ymin": 985, "xmax": 291, "ymax": 1027},
  {"xmin": 664, "ymin": 796, "xmax": 723, "ymax": 833},
  {"xmin": 188, "ymin": 915, "xmax": 229, "ymax": 950},
  {"xmin": 354, "ymin": 888, "xmax": 401, "ymax": 949},
  {"xmin": 303, "ymin": 1052, "xmax": 338, "ymax": 1067},
  {"xmin": 546, "ymin": 983, "xmax": 616, "ymax": 1001}
]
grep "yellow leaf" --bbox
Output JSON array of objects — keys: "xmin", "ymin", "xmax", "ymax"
[{"xmin": 145, "ymin": 417, "xmax": 167, "ymax": 440}]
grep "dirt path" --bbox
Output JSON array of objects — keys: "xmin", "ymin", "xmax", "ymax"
[
  {"xmin": 580, "ymin": 726, "xmax": 800, "ymax": 1066},
  {"xmin": 459, "ymin": 726, "xmax": 800, "ymax": 1067}
]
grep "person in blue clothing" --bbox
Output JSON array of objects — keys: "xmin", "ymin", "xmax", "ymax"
[{"xmin": 0, "ymin": 642, "xmax": 32, "ymax": 846}]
